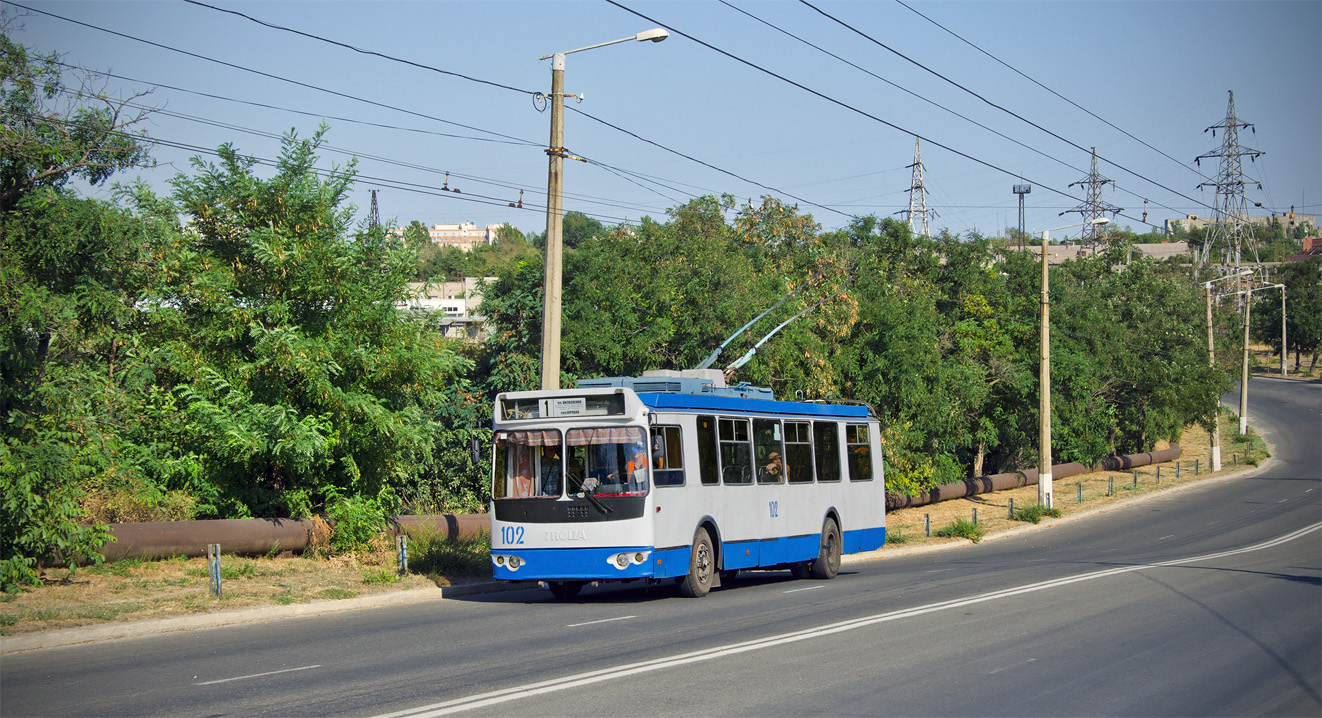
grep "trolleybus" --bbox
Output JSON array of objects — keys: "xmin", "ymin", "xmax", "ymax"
[{"xmin": 489, "ymin": 370, "xmax": 886, "ymax": 598}]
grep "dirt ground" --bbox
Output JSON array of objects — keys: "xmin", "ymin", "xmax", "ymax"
[{"xmin": 0, "ymin": 407, "xmax": 1273, "ymax": 638}]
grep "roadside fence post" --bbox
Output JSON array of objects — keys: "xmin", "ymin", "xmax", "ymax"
[
  {"xmin": 1132, "ymin": 471, "xmax": 1138, "ymax": 487},
  {"xmin": 1077, "ymin": 482, "xmax": 1083, "ymax": 504},
  {"xmin": 1009, "ymin": 498, "xmax": 1014, "ymax": 519},
  {"xmin": 396, "ymin": 534, "xmax": 409, "ymax": 576},
  {"xmin": 1108, "ymin": 477, "xmax": 1113, "ymax": 496},
  {"xmin": 207, "ymin": 543, "xmax": 222, "ymax": 597},
  {"xmin": 1176, "ymin": 463, "xmax": 1181, "ymax": 479},
  {"xmin": 972, "ymin": 507, "xmax": 978, "ymax": 525},
  {"xmin": 1156, "ymin": 466, "xmax": 1161, "ymax": 484},
  {"xmin": 924, "ymin": 514, "xmax": 930, "ymax": 537},
  {"xmin": 1195, "ymin": 459, "xmax": 1200, "ymax": 475}
]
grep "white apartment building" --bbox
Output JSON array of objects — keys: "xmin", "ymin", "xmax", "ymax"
[
  {"xmin": 389, "ymin": 222, "xmax": 502, "ymax": 252},
  {"xmin": 396, "ymin": 277, "xmax": 497, "ymax": 342}
]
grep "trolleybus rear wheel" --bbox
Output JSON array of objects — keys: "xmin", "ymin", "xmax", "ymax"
[
  {"xmin": 678, "ymin": 528, "xmax": 715, "ymax": 598},
  {"xmin": 810, "ymin": 518, "xmax": 841, "ymax": 580}
]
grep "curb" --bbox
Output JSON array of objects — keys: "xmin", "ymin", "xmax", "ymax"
[{"xmin": 4, "ymin": 452, "xmax": 1274, "ymax": 655}]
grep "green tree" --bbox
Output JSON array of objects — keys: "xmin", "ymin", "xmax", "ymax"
[
  {"xmin": 1253, "ymin": 258, "xmax": 1322, "ymax": 372},
  {"xmin": 0, "ymin": 23, "xmax": 152, "ymax": 212}
]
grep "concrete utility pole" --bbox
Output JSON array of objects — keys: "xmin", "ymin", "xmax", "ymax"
[
  {"xmin": 1037, "ymin": 217, "xmax": 1109, "ymax": 508},
  {"xmin": 537, "ymin": 29, "xmax": 667, "ymax": 390},
  {"xmin": 1205, "ymin": 284, "xmax": 1222, "ymax": 471}
]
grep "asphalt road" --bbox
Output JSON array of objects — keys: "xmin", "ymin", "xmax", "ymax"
[{"xmin": 3, "ymin": 378, "xmax": 1318, "ymax": 717}]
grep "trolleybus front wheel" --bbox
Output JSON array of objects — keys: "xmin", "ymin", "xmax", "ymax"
[{"xmin": 678, "ymin": 528, "xmax": 715, "ymax": 598}]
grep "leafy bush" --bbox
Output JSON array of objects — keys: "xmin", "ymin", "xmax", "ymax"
[
  {"xmin": 326, "ymin": 490, "xmax": 387, "ymax": 553},
  {"xmin": 407, "ymin": 528, "xmax": 491, "ymax": 579},
  {"xmin": 934, "ymin": 518, "xmax": 984, "ymax": 543},
  {"xmin": 1011, "ymin": 504, "xmax": 1063, "ymax": 524}
]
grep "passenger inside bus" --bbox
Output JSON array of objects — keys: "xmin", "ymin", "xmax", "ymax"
[{"xmin": 540, "ymin": 445, "xmax": 561, "ymax": 496}]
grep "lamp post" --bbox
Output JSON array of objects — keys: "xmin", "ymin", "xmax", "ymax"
[
  {"xmin": 1204, "ymin": 269, "xmax": 1250, "ymax": 472},
  {"xmin": 1037, "ymin": 217, "xmax": 1109, "ymax": 508},
  {"xmin": 537, "ymin": 28, "xmax": 668, "ymax": 390}
]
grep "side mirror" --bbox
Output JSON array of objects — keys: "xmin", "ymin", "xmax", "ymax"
[{"xmin": 470, "ymin": 435, "xmax": 482, "ymax": 467}]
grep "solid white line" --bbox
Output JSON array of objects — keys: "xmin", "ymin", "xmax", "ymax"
[
  {"xmin": 1158, "ymin": 535, "xmax": 1174, "ymax": 541},
  {"xmin": 924, "ymin": 568, "xmax": 956, "ymax": 574},
  {"xmin": 373, "ymin": 522, "xmax": 1321, "ymax": 718},
  {"xmin": 195, "ymin": 665, "xmax": 322, "ymax": 686},
  {"xmin": 565, "ymin": 616, "xmax": 636, "ymax": 628},
  {"xmin": 782, "ymin": 585, "xmax": 823, "ymax": 594}
]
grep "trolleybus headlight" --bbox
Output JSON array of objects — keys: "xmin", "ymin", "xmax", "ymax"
[
  {"xmin": 615, "ymin": 554, "xmax": 630, "ymax": 568},
  {"xmin": 494, "ymin": 555, "xmax": 506, "ymax": 566},
  {"xmin": 634, "ymin": 552, "xmax": 645, "ymax": 564},
  {"xmin": 508, "ymin": 556, "xmax": 523, "ymax": 569}
]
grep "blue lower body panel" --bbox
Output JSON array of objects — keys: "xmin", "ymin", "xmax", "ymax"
[
  {"xmin": 491, "ymin": 546, "xmax": 653, "ymax": 581},
  {"xmin": 844, "ymin": 526, "xmax": 886, "ymax": 554}
]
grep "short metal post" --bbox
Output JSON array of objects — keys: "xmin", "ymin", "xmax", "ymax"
[
  {"xmin": 207, "ymin": 543, "xmax": 222, "ymax": 597},
  {"xmin": 1176, "ymin": 462, "xmax": 1181, "ymax": 479},
  {"xmin": 1233, "ymin": 452, "xmax": 1238, "ymax": 465},
  {"xmin": 972, "ymin": 507, "xmax": 978, "ymax": 525},
  {"xmin": 1195, "ymin": 459, "xmax": 1199, "ymax": 475},
  {"xmin": 924, "ymin": 514, "xmax": 930, "ymax": 537},
  {"xmin": 1077, "ymin": 482, "xmax": 1083, "ymax": 503},
  {"xmin": 1108, "ymin": 477, "xmax": 1113, "ymax": 496},
  {"xmin": 1009, "ymin": 498, "xmax": 1015, "ymax": 519},
  {"xmin": 1132, "ymin": 471, "xmax": 1138, "ymax": 487},
  {"xmin": 396, "ymin": 534, "xmax": 409, "ymax": 576},
  {"xmin": 1156, "ymin": 466, "xmax": 1161, "ymax": 484}
]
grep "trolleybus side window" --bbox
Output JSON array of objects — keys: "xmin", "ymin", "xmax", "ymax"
[
  {"xmin": 846, "ymin": 423, "xmax": 873, "ymax": 481},
  {"xmin": 697, "ymin": 416, "xmax": 719, "ymax": 485},
  {"xmin": 493, "ymin": 429, "xmax": 563, "ymax": 499},
  {"xmin": 813, "ymin": 421, "xmax": 842, "ymax": 483},
  {"xmin": 651, "ymin": 426, "xmax": 685, "ymax": 487},
  {"xmin": 754, "ymin": 419, "xmax": 784, "ymax": 484},
  {"xmin": 784, "ymin": 420, "xmax": 814, "ymax": 484},
  {"xmin": 719, "ymin": 417, "xmax": 753, "ymax": 485},
  {"xmin": 566, "ymin": 426, "xmax": 648, "ymax": 497}
]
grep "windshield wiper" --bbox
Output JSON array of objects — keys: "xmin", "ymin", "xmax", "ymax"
[{"xmin": 575, "ymin": 478, "xmax": 613, "ymax": 515}]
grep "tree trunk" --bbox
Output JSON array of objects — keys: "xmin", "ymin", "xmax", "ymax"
[{"xmin": 973, "ymin": 440, "xmax": 986, "ymax": 478}]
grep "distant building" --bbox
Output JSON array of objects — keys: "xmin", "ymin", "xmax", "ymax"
[
  {"xmin": 1010, "ymin": 241, "xmax": 1191, "ymax": 265},
  {"xmin": 389, "ymin": 222, "xmax": 502, "ymax": 252},
  {"xmin": 397, "ymin": 277, "xmax": 497, "ymax": 341},
  {"xmin": 1165, "ymin": 212, "xmax": 1316, "ymax": 236},
  {"xmin": 1285, "ymin": 237, "xmax": 1321, "ymax": 263}
]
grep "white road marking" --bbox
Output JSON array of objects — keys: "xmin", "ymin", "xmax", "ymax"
[
  {"xmin": 374, "ymin": 522, "xmax": 1321, "ymax": 718},
  {"xmin": 782, "ymin": 585, "xmax": 823, "ymax": 594},
  {"xmin": 1158, "ymin": 535, "xmax": 1174, "ymax": 541},
  {"xmin": 924, "ymin": 568, "xmax": 956, "ymax": 574},
  {"xmin": 566, "ymin": 616, "xmax": 636, "ymax": 628},
  {"xmin": 195, "ymin": 665, "xmax": 322, "ymax": 686},
  {"xmin": 987, "ymin": 658, "xmax": 1038, "ymax": 675}
]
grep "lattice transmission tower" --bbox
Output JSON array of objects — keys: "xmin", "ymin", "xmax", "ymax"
[
  {"xmin": 897, "ymin": 137, "xmax": 936, "ymax": 238},
  {"xmin": 368, "ymin": 189, "xmax": 381, "ymax": 231},
  {"xmin": 1060, "ymin": 147, "xmax": 1122, "ymax": 253},
  {"xmin": 1195, "ymin": 90, "xmax": 1263, "ymax": 268}
]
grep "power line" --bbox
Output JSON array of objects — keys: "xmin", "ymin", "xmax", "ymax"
[
  {"xmin": 2, "ymin": 0, "xmax": 532, "ymax": 146},
  {"xmin": 796, "ymin": 0, "xmax": 1215, "ymax": 224},
  {"xmin": 182, "ymin": 0, "xmax": 537, "ymax": 96},
  {"xmin": 893, "ymin": 0, "xmax": 1214, "ymax": 186}
]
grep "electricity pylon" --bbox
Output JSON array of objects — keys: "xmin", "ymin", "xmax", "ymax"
[
  {"xmin": 897, "ymin": 136, "xmax": 935, "ymax": 238},
  {"xmin": 1061, "ymin": 147, "xmax": 1122, "ymax": 253},
  {"xmin": 1195, "ymin": 90, "xmax": 1263, "ymax": 269}
]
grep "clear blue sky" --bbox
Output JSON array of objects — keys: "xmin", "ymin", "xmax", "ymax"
[{"xmin": 10, "ymin": 0, "xmax": 1321, "ymax": 241}]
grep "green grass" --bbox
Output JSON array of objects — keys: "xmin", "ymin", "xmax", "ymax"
[
  {"xmin": 885, "ymin": 528, "xmax": 913, "ymax": 545},
  {"xmin": 362, "ymin": 568, "xmax": 401, "ymax": 584},
  {"xmin": 1011, "ymin": 504, "xmax": 1063, "ymax": 524},
  {"xmin": 406, "ymin": 529, "xmax": 492, "ymax": 579},
  {"xmin": 85, "ymin": 558, "xmax": 143, "ymax": 577},
  {"xmin": 319, "ymin": 588, "xmax": 356, "ymax": 600},
  {"xmin": 935, "ymin": 518, "xmax": 984, "ymax": 543}
]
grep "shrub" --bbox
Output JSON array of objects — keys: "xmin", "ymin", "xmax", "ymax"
[
  {"xmin": 1011, "ymin": 504, "xmax": 1063, "ymax": 524},
  {"xmin": 935, "ymin": 518, "xmax": 984, "ymax": 543},
  {"xmin": 326, "ymin": 491, "xmax": 387, "ymax": 554}
]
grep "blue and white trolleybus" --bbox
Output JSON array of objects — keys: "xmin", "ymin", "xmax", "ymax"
[{"xmin": 489, "ymin": 370, "xmax": 886, "ymax": 599}]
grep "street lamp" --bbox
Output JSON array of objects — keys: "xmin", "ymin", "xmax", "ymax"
[
  {"xmin": 1036, "ymin": 217, "xmax": 1109, "ymax": 508},
  {"xmin": 537, "ymin": 28, "xmax": 669, "ymax": 391}
]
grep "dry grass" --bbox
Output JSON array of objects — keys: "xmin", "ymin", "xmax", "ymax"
[
  {"xmin": 0, "ymin": 533, "xmax": 488, "ymax": 637},
  {"xmin": 876, "ymin": 410, "xmax": 1267, "ymax": 551}
]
